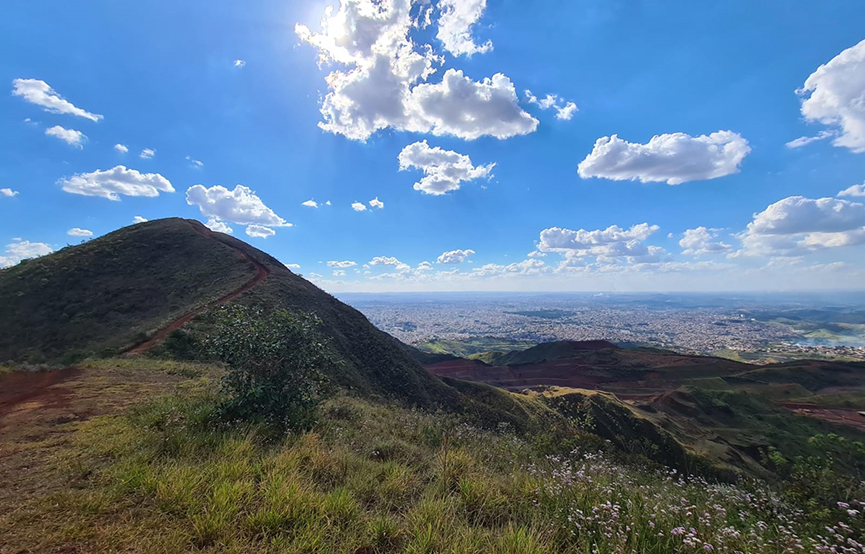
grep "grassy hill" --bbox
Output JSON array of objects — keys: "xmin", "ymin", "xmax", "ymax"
[
  {"xmin": 0, "ymin": 218, "xmax": 254, "ymax": 363},
  {"xmin": 0, "ymin": 218, "xmax": 563, "ymax": 425}
]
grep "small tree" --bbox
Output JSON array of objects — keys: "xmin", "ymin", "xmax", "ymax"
[{"xmin": 205, "ymin": 305, "xmax": 333, "ymax": 431}]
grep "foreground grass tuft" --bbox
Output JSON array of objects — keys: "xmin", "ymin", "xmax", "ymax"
[{"xmin": 2, "ymin": 390, "xmax": 863, "ymax": 553}]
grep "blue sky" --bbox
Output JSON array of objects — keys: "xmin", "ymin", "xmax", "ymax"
[{"xmin": 1, "ymin": 0, "xmax": 864, "ymax": 292}]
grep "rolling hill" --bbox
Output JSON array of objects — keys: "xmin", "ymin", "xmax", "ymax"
[{"xmin": 0, "ymin": 218, "xmax": 550, "ymax": 422}]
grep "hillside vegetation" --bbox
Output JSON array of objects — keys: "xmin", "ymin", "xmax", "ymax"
[
  {"xmin": 0, "ymin": 219, "xmax": 254, "ymax": 363},
  {"xmin": 2, "ymin": 368, "xmax": 863, "ymax": 553}
]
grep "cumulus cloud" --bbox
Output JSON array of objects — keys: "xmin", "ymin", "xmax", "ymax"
[
  {"xmin": 59, "ymin": 166, "xmax": 175, "ymax": 201},
  {"xmin": 471, "ymin": 258, "xmax": 548, "ymax": 277},
  {"xmin": 0, "ymin": 188, "xmax": 18, "ymax": 197},
  {"xmin": 0, "ymin": 239, "xmax": 54, "ymax": 269},
  {"xmin": 796, "ymin": 39, "xmax": 865, "ymax": 153},
  {"xmin": 838, "ymin": 183, "xmax": 865, "ymax": 198},
  {"xmin": 11, "ymin": 79, "xmax": 102, "ymax": 121},
  {"xmin": 436, "ymin": 0, "xmax": 492, "ymax": 57},
  {"xmin": 679, "ymin": 227, "xmax": 732, "ymax": 256},
  {"xmin": 524, "ymin": 90, "xmax": 578, "ymax": 120},
  {"xmin": 437, "ymin": 248, "xmax": 475, "ymax": 264},
  {"xmin": 140, "ymin": 148, "xmax": 155, "ymax": 159},
  {"xmin": 369, "ymin": 196, "xmax": 384, "ymax": 209},
  {"xmin": 351, "ymin": 201, "xmax": 367, "ymax": 212},
  {"xmin": 577, "ymin": 131, "xmax": 751, "ymax": 185},
  {"xmin": 327, "ymin": 260, "xmax": 357, "ymax": 268},
  {"xmin": 133, "ymin": 216, "xmax": 148, "ymax": 224},
  {"xmin": 205, "ymin": 218, "xmax": 233, "ymax": 234},
  {"xmin": 186, "ymin": 184, "xmax": 289, "ymax": 228},
  {"xmin": 45, "ymin": 125, "xmax": 86, "ymax": 148},
  {"xmin": 785, "ymin": 130, "xmax": 834, "ymax": 149},
  {"xmin": 67, "ymin": 228, "xmax": 93, "ymax": 238},
  {"xmin": 398, "ymin": 140, "xmax": 494, "ymax": 195},
  {"xmin": 114, "ymin": 143, "xmax": 128, "ymax": 154},
  {"xmin": 369, "ymin": 256, "xmax": 410, "ymax": 272},
  {"xmin": 302, "ymin": 199, "xmax": 319, "ymax": 208},
  {"xmin": 296, "ymin": 1, "xmax": 536, "ymax": 141},
  {"xmin": 738, "ymin": 195, "xmax": 865, "ymax": 256},
  {"xmin": 234, "ymin": 59, "xmax": 246, "ymax": 68},
  {"xmin": 245, "ymin": 224, "xmax": 275, "ymax": 238},
  {"xmin": 333, "ymin": 269, "xmax": 346, "ymax": 277},
  {"xmin": 539, "ymin": 223, "xmax": 667, "ymax": 264},
  {"xmin": 285, "ymin": 263, "xmax": 301, "ymax": 270},
  {"xmin": 410, "ymin": 69, "xmax": 539, "ymax": 140}
]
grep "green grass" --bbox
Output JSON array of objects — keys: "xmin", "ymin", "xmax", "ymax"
[
  {"xmin": 0, "ymin": 218, "xmax": 254, "ymax": 363},
  {"xmin": 2, "ymin": 387, "xmax": 862, "ymax": 553},
  {"xmin": 416, "ymin": 337, "xmax": 536, "ymax": 358}
]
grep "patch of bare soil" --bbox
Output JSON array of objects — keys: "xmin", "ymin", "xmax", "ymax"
[
  {"xmin": 0, "ymin": 367, "xmax": 186, "ymax": 523},
  {"xmin": 780, "ymin": 402, "xmax": 865, "ymax": 432}
]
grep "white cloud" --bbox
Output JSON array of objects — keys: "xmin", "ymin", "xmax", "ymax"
[
  {"xmin": 471, "ymin": 258, "xmax": 548, "ymax": 277},
  {"xmin": 351, "ymin": 201, "xmax": 367, "ymax": 212},
  {"xmin": 285, "ymin": 263, "xmax": 301, "ymax": 270},
  {"xmin": 325, "ymin": 200, "xmax": 332, "ymax": 206},
  {"xmin": 186, "ymin": 156, "xmax": 204, "ymax": 167},
  {"xmin": 369, "ymin": 256, "xmax": 410, "ymax": 272},
  {"xmin": 114, "ymin": 143, "xmax": 129, "ymax": 154},
  {"xmin": 436, "ymin": 0, "xmax": 492, "ymax": 57},
  {"xmin": 796, "ymin": 39, "xmax": 865, "ymax": 153},
  {"xmin": 296, "ymin": 2, "xmax": 536, "ymax": 141},
  {"xmin": 437, "ymin": 248, "xmax": 475, "ymax": 264},
  {"xmin": 679, "ymin": 227, "xmax": 731, "ymax": 256},
  {"xmin": 245, "ymin": 224, "xmax": 275, "ymax": 238},
  {"xmin": 738, "ymin": 195, "xmax": 865, "ymax": 256},
  {"xmin": 0, "ymin": 188, "xmax": 18, "ymax": 197},
  {"xmin": 524, "ymin": 90, "xmax": 578, "ymax": 120},
  {"xmin": 327, "ymin": 260, "xmax": 357, "ymax": 268},
  {"xmin": 416, "ymin": 261, "xmax": 434, "ymax": 271},
  {"xmin": 302, "ymin": 199, "xmax": 319, "ymax": 208},
  {"xmin": 133, "ymin": 216, "xmax": 148, "ymax": 224},
  {"xmin": 11, "ymin": 78, "xmax": 102, "ymax": 121},
  {"xmin": 410, "ymin": 69, "xmax": 539, "ymax": 140},
  {"xmin": 0, "ymin": 239, "xmax": 54, "ymax": 269},
  {"xmin": 186, "ymin": 184, "xmax": 290, "ymax": 228},
  {"xmin": 369, "ymin": 196, "xmax": 384, "ymax": 209},
  {"xmin": 45, "ymin": 125, "xmax": 86, "ymax": 148},
  {"xmin": 67, "ymin": 228, "xmax": 93, "ymax": 238},
  {"xmin": 539, "ymin": 223, "xmax": 666, "ymax": 264},
  {"xmin": 234, "ymin": 59, "xmax": 246, "ymax": 68},
  {"xmin": 140, "ymin": 148, "xmax": 155, "ymax": 159},
  {"xmin": 838, "ymin": 183, "xmax": 865, "ymax": 198},
  {"xmin": 577, "ymin": 131, "xmax": 751, "ymax": 185},
  {"xmin": 333, "ymin": 269, "xmax": 346, "ymax": 277},
  {"xmin": 59, "ymin": 166, "xmax": 175, "ymax": 201},
  {"xmin": 785, "ymin": 130, "xmax": 834, "ymax": 149},
  {"xmin": 398, "ymin": 140, "xmax": 494, "ymax": 195},
  {"xmin": 204, "ymin": 217, "xmax": 233, "ymax": 234}
]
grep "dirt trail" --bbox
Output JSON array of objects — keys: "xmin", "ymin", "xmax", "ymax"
[{"xmin": 124, "ymin": 221, "xmax": 270, "ymax": 355}]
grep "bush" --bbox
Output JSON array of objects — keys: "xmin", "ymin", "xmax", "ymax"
[{"xmin": 204, "ymin": 305, "xmax": 334, "ymax": 432}]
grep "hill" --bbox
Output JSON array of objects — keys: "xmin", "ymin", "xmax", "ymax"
[{"xmin": 0, "ymin": 218, "xmax": 551, "ymax": 421}]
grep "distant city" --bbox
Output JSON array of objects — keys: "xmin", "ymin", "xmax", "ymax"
[{"xmin": 339, "ymin": 292, "xmax": 865, "ymax": 361}]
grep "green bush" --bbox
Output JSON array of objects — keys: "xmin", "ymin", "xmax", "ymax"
[{"xmin": 204, "ymin": 305, "xmax": 334, "ymax": 432}]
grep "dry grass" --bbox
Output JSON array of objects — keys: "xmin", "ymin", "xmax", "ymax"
[{"xmin": 1, "ymin": 362, "xmax": 863, "ymax": 553}]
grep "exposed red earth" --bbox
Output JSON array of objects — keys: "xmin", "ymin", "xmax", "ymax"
[{"xmin": 779, "ymin": 402, "xmax": 865, "ymax": 432}]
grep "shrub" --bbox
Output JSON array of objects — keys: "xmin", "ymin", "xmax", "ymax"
[{"xmin": 204, "ymin": 305, "xmax": 334, "ymax": 432}]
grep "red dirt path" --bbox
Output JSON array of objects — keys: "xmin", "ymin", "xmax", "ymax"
[{"xmin": 124, "ymin": 221, "xmax": 270, "ymax": 354}]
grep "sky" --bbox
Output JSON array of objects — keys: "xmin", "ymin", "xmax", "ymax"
[{"xmin": 1, "ymin": 0, "xmax": 865, "ymax": 292}]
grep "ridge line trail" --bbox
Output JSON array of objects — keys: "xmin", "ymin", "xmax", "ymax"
[{"xmin": 124, "ymin": 221, "xmax": 270, "ymax": 355}]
